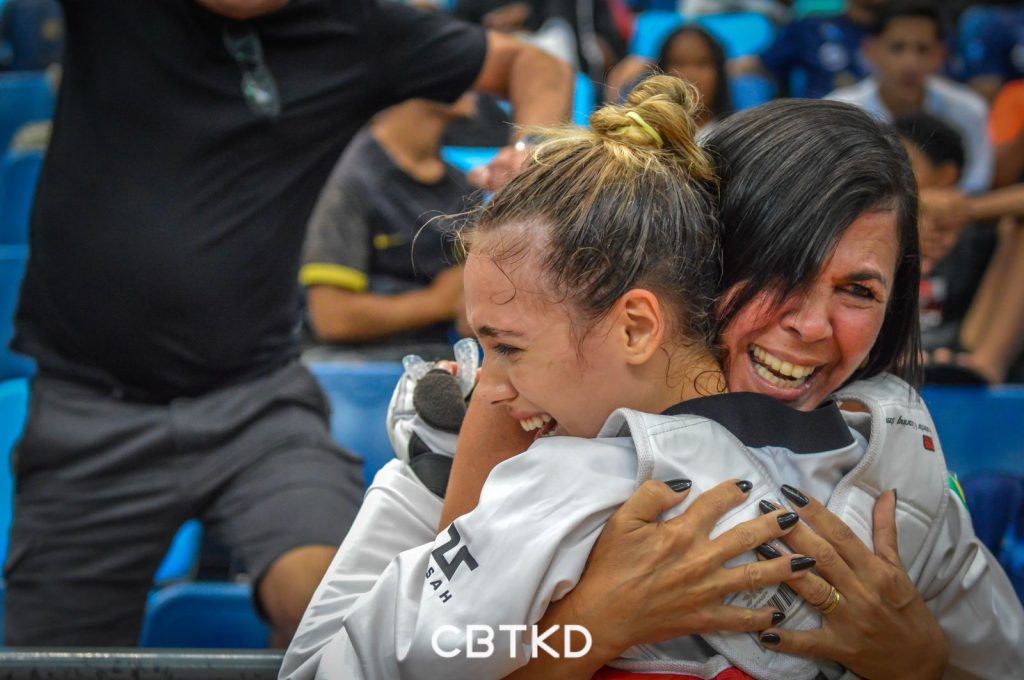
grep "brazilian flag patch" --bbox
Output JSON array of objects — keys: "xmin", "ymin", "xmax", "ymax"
[{"xmin": 948, "ymin": 473, "xmax": 968, "ymax": 510}]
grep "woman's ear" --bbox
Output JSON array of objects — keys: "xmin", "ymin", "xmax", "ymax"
[{"xmin": 617, "ymin": 289, "xmax": 665, "ymax": 365}]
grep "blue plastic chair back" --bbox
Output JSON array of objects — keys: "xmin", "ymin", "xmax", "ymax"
[
  {"xmin": 153, "ymin": 519, "xmax": 203, "ymax": 586},
  {"xmin": 922, "ymin": 386, "xmax": 1024, "ymax": 480},
  {"xmin": 0, "ymin": 148, "xmax": 41, "ymax": 244},
  {"xmin": 0, "ymin": 376, "xmax": 28, "ymax": 563},
  {"xmin": 729, "ymin": 73, "xmax": 775, "ymax": 110},
  {"xmin": 960, "ymin": 474, "xmax": 1024, "ymax": 555},
  {"xmin": 440, "ymin": 146, "xmax": 500, "ymax": 174},
  {"xmin": 1003, "ymin": 502, "xmax": 1024, "ymax": 602},
  {"xmin": 140, "ymin": 582, "xmax": 269, "ymax": 648},
  {"xmin": 630, "ymin": 11, "xmax": 776, "ymax": 60},
  {"xmin": 574, "ymin": 72, "xmax": 596, "ymax": 127},
  {"xmin": 308, "ymin": 361, "xmax": 404, "ymax": 486},
  {"xmin": 0, "ymin": 244, "xmax": 33, "ymax": 380},
  {"xmin": 0, "ymin": 71, "xmax": 53, "ymax": 152}
]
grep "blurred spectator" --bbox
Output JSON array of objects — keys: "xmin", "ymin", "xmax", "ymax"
[
  {"xmin": 609, "ymin": 25, "xmax": 731, "ymax": 129},
  {"xmin": 956, "ymin": 2, "xmax": 1024, "ymax": 103},
  {"xmin": 990, "ymin": 78, "xmax": 1024, "ymax": 187},
  {"xmin": 728, "ymin": 0, "xmax": 882, "ymax": 98},
  {"xmin": 894, "ymin": 113, "xmax": 992, "ymax": 355},
  {"xmin": 6, "ymin": 0, "xmax": 571, "ymax": 648},
  {"xmin": 301, "ymin": 96, "xmax": 480, "ymax": 359},
  {"xmin": 453, "ymin": 0, "xmax": 626, "ymax": 82},
  {"xmin": 0, "ymin": 0, "xmax": 62, "ymax": 71},
  {"xmin": 826, "ymin": 1, "xmax": 992, "ymax": 194}
]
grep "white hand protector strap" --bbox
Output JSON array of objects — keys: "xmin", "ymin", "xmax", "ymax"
[{"xmin": 386, "ymin": 339, "xmax": 480, "ymax": 496}]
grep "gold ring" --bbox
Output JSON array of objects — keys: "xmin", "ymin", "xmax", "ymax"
[{"xmin": 815, "ymin": 586, "xmax": 841, "ymax": 615}]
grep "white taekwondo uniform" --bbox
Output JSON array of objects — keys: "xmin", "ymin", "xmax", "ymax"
[{"xmin": 280, "ymin": 374, "xmax": 1024, "ymax": 680}]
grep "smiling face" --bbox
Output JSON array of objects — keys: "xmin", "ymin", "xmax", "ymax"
[
  {"xmin": 720, "ymin": 210, "xmax": 900, "ymax": 411},
  {"xmin": 464, "ymin": 245, "xmax": 636, "ymax": 439}
]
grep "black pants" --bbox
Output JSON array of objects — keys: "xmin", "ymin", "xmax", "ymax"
[{"xmin": 3, "ymin": 360, "xmax": 364, "ymax": 646}]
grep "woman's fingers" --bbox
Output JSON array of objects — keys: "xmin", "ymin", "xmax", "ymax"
[
  {"xmin": 872, "ymin": 489, "xmax": 903, "ymax": 568},
  {"xmin": 617, "ymin": 479, "xmax": 692, "ymax": 526},
  {"xmin": 700, "ymin": 604, "xmax": 788, "ymax": 634},
  {"xmin": 757, "ymin": 625, "xmax": 838, "ymax": 659},
  {"xmin": 779, "ymin": 485, "xmax": 875, "ymax": 572},
  {"xmin": 775, "ymin": 515, "xmax": 867, "ymax": 601},
  {"xmin": 708, "ymin": 507, "xmax": 801, "ymax": 563},
  {"xmin": 666, "ymin": 479, "xmax": 751, "ymax": 533},
  {"xmin": 715, "ymin": 552, "xmax": 815, "ymax": 597}
]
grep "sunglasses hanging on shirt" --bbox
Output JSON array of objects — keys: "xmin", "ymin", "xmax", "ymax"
[{"xmin": 222, "ymin": 24, "xmax": 281, "ymax": 120}]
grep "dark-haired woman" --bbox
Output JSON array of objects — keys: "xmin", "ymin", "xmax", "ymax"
[{"xmin": 441, "ymin": 99, "xmax": 1022, "ymax": 679}]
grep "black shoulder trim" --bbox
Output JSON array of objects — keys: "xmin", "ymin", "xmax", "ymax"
[
  {"xmin": 661, "ymin": 393, "xmax": 853, "ymax": 454},
  {"xmin": 409, "ymin": 452, "xmax": 453, "ymax": 499}
]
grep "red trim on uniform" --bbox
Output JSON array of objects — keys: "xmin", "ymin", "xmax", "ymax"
[
  {"xmin": 593, "ymin": 667, "xmax": 756, "ymax": 680},
  {"xmin": 923, "ymin": 434, "xmax": 935, "ymax": 451}
]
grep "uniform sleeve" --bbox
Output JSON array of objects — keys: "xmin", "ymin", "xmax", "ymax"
[
  {"xmin": 370, "ymin": 2, "xmax": 488, "ymax": 111},
  {"xmin": 299, "ymin": 151, "xmax": 372, "ymax": 292},
  {"xmin": 279, "ymin": 460, "xmax": 445, "ymax": 680},
  {"xmin": 915, "ymin": 488, "xmax": 1024, "ymax": 678},
  {"xmin": 324, "ymin": 439, "xmax": 638, "ymax": 679}
]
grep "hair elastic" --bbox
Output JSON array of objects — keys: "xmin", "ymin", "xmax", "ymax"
[{"xmin": 624, "ymin": 111, "xmax": 663, "ymax": 148}]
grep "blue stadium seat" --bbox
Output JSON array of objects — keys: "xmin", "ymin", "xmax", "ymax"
[
  {"xmin": 0, "ymin": 148, "xmax": 42, "ymax": 244},
  {"xmin": 629, "ymin": 11, "xmax": 776, "ymax": 60},
  {"xmin": 440, "ymin": 146, "xmax": 500, "ymax": 174},
  {"xmin": 729, "ymin": 73, "xmax": 775, "ymax": 110},
  {"xmin": 0, "ymin": 244, "xmax": 33, "ymax": 379},
  {"xmin": 308, "ymin": 361, "xmax": 404, "ymax": 485},
  {"xmin": 153, "ymin": 519, "xmax": 204, "ymax": 586},
  {"xmin": 140, "ymin": 582, "xmax": 269, "ymax": 648},
  {"xmin": 574, "ymin": 72, "xmax": 596, "ymax": 127},
  {"xmin": 922, "ymin": 385, "xmax": 1024, "ymax": 480},
  {"xmin": 960, "ymin": 474, "xmax": 1024, "ymax": 556},
  {"xmin": 1002, "ymin": 506, "xmax": 1024, "ymax": 601},
  {"xmin": 0, "ymin": 71, "xmax": 53, "ymax": 152},
  {"xmin": 0, "ymin": 376, "xmax": 28, "ymax": 563}
]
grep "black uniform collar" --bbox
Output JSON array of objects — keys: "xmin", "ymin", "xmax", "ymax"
[{"xmin": 661, "ymin": 392, "xmax": 853, "ymax": 454}]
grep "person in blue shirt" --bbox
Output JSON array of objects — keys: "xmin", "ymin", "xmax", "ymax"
[
  {"xmin": 730, "ymin": 0, "xmax": 883, "ymax": 98},
  {"xmin": 957, "ymin": 3, "xmax": 1024, "ymax": 103}
]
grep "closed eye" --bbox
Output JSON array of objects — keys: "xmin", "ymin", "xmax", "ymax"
[
  {"xmin": 492, "ymin": 343, "xmax": 521, "ymax": 357},
  {"xmin": 843, "ymin": 283, "xmax": 879, "ymax": 301}
]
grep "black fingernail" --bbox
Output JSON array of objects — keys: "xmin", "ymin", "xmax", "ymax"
[
  {"xmin": 771, "ymin": 611, "xmax": 786, "ymax": 626},
  {"xmin": 777, "ymin": 512, "xmax": 800, "ymax": 530},
  {"xmin": 665, "ymin": 478, "xmax": 692, "ymax": 493},
  {"xmin": 760, "ymin": 632, "xmax": 781, "ymax": 645},
  {"xmin": 790, "ymin": 556, "xmax": 816, "ymax": 572},
  {"xmin": 780, "ymin": 484, "xmax": 809, "ymax": 507},
  {"xmin": 736, "ymin": 480, "xmax": 753, "ymax": 493},
  {"xmin": 759, "ymin": 499, "xmax": 778, "ymax": 515},
  {"xmin": 756, "ymin": 543, "xmax": 782, "ymax": 560}
]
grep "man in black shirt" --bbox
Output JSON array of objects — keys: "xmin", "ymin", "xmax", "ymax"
[{"xmin": 7, "ymin": 0, "xmax": 571, "ymax": 646}]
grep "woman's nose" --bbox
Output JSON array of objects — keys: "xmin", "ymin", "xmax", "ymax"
[
  {"xmin": 783, "ymin": 293, "xmax": 833, "ymax": 343},
  {"xmin": 475, "ymin": 361, "xmax": 516, "ymax": 404}
]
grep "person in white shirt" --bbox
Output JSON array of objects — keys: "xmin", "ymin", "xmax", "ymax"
[{"xmin": 826, "ymin": 1, "xmax": 993, "ymax": 194}]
